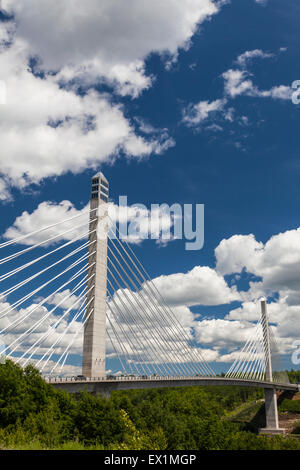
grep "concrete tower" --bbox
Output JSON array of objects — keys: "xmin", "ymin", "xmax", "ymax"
[
  {"xmin": 260, "ymin": 299, "xmax": 284, "ymax": 434},
  {"xmin": 82, "ymin": 172, "xmax": 109, "ymax": 378}
]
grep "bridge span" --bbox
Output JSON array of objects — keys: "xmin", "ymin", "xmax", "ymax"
[{"xmin": 48, "ymin": 375, "xmax": 299, "ymax": 394}]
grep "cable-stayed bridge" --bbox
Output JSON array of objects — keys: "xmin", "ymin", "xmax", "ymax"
[{"xmin": 0, "ymin": 172, "xmax": 297, "ymax": 434}]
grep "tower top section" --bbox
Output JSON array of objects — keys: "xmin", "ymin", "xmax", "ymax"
[
  {"xmin": 91, "ymin": 171, "xmax": 109, "ymax": 203},
  {"xmin": 92, "ymin": 171, "xmax": 108, "ymax": 184}
]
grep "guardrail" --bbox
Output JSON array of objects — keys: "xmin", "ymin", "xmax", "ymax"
[{"xmin": 44, "ymin": 375, "xmax": 214, "ymax": 383}]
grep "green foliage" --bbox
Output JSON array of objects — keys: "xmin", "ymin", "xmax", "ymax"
[
  {"xmin": 73, "ymin": 391, "xmax": 125, "ymax": 445},
  {"xmin": 109, "ymin": 410, "xmax": 167, "ymax": 450},
  {"xmin": 279, "ymin": 399, "xmax": 300, "ymax": 413},
  {"xmin": 1, "ymin": 360, "xmax": 300, "ymax": 450},
  {"xmin": 291, "ymin": 421, "xmax": 300, "ymax": 435},
  {"xmin": 287, "ymin": 370, "xmax": 300, "ymax": 384}
]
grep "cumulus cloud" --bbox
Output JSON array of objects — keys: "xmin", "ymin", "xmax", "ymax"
[
  {"xmin": 194, "ymin": 318, "xmax": 258, "ymax": 350},
  {"xmin": 46, "ymin": 289, "xmax": 81, "ymax": 311},
  {"xmin": 0, "ymin": 37, "xmax": 174, "ymax": 191},
  {"xmin": 215, "ymin": 228, "xmax": 300, "ymax": 300},
  {"xmin": 215, "ymin": 233, "xmax": 263, "ymax": 276},
  {"xmin": 0, "ymin": 0, "xmax": 222, "ymax": 196},
  {"xmin": 0, "ymin": 300, "xmax": 84, "ymax": 360},
  {"xmin": 3, "ymin": 198, "xmax": 181, "ymax": 247},
  {"xmin": 3, "ymin": 201, "xmax": 90, "ymax": 246},
  {"xmin": 213, "ymin": 227, "xmax": 300, "ymax": 356},
  {"xmin": 152, "ymin": 266, "xmax": 240, "ymax": 307},
  {"xmin": 1, "ymin": 0, "xmax": 220, "ymax": 96}
]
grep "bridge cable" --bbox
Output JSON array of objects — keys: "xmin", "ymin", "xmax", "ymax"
[
  {"xmin": 106, "ymin": 328, "xmax": 129, "ymax": 377},
  {"xmin": 0, "ymin": 226, "xmax": 96, "ymax": 283},
  {"xmin": 106, "ymin": 284, "xmax": 163, "ymax": 377},
  {"xmin": 106, "ymin": 313, "xmax": 136, "ymax": 376},
  {"xmin": 108, "ymin": 233, "xmax": 212, "ymax": 376},
  {"xmin": 107, "ymin": 261, "xmax": 181, "ymax": 377},
  {"xmin": 21, "ymin": 287, "xmax": 93, "ymax": 368},
  {"xmin": 0, "ymin": 207, "xmax": 98, "ymax": 250},
  {"xmin": 3, "ymin": 269, "xmax": 95, "ymax": 359},
  {"xmin": 0, "ymin": 244, "xmax": 95, "ymax": 324},
  {"xmin": 39, "ymin": 290, "xmax": 95, "ymax": 372},
  {"xmin": 108, "ymin": 221, "xmax": 215, "ymax": 376},
  {"xmin": 108, "ymin": 241, "xmax": 199, "ymax": 376},
  {"xmin": 106, "ymin": 298, "xmax": 148, "ymax": 377},
  {"xmin": 107, "ymin": 247, "xmax": 193, "ymax": 377},
  {"xmin": 53, "ymin": 308, "xmax": 95, "ymax": 375},
  {"xmin": 0, "ymin": 237, "xmax": 95, "ymax": 299}
]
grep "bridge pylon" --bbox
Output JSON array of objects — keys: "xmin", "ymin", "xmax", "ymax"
[
  {"xmin": 259, "ymin": 299, "xmax": 284, "ymax": 435},
  {"xmin": 82, "ymin": 172, "xmax": 109, "ymax": 378}
]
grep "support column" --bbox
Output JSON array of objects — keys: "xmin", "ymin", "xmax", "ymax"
[
  {"xmin": 259, "ymin": 299, "xmax": 284, "ymax": 434},
  {"xmin": 82, "ymin": 172, "xmax": 109, "ymax": 378}
]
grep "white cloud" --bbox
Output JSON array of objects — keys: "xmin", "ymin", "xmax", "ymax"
[
  {"xmin": 46, "ymin": 290, "xmax": 81, "ymax": 311},
  {"xmin": 182, "ymin": 99, "xmax": 227, "ymax": 126},
  {"xmin": 194, "ymin": 318, "xmax": 257, "ymax": 349},
  {"xmin": 236, "ymin": 49, "xmax": 274, "ymax": 68},
  {"xmin": 215, "ymin": 233, "xmax": 263, "ymax": 276},
  {"xmin": 1, "ymin": 0, "xmax": 220, "ymax": 97},
  {"xmin": 151, "ymin": 265, "xmax": 240, "ymax": 307},
  {"xmin": 0, "ymin": 301, "xmax": 85, "ymax": 361},
  {"xmin": 215, "ymin": 228, "xmax": 300, "ymax": 300},
  {"xmin": 3, "ymin": 200, "xmax": 89, "ymax": 246},
  {"xmin": 223, "ymin": 68, "xmax": 292, "ymax": 100},
  {"xmin": 0, "ymin": 178, "xmax": 12, "ymax": 202},
  {"xmin": 182, "ymin": 48, "xmax": 291, "ymax": 133},
  {"xmin": 214, "ymin": 227, "xmax": 300, "ymax": 354},
  {"xmin": 0, "ymin": 0, "xmax": 222, "ymax": 195},
  {"xmin": 262, "ymin": 85, "xmax": 292, "ymax": 100},
  {"xmin": 222, "ymin": 69, "xmax": 254, "ymax": 98},
  {"xmin": 0, "ymin": 37, "xmax": 174, "ymax": 191},
  {"xmin": 0, "ymin": 19, "xmax": 15, "ymax": 44},
  {"xmin": 3, "ymin": 198, "xmax": 181, "ymax": 247}
]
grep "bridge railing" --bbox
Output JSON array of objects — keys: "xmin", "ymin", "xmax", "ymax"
[
  {"xmin": 44, "ymin": 375, "xmax": 199, "ymax": 383},
  {"xmin": 44, "ymin": 375, "xmax": 221, "ymax": 383}
]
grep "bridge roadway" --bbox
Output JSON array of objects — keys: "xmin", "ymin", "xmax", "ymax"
[{"xmin": 46, "ymin": 376, "xmax": 299, "ymax": 396}]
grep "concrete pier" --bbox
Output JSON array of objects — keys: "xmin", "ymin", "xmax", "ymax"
[
  {"xmin": 259, "ymin": 300, "xmax": 284, "ymax": 434},
  {"xmin": 261, "ymin": 388, "xmax": 283, "ymax": 434}
]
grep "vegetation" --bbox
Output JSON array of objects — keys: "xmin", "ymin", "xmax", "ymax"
[
  {"xmin": 0, "ymin": 360, "xmax": 300, "ymax": 450},
  {"xmin": 291, "ymin": 422, "xmax": 300, "ymax": 435},
  {"xmin": 287, "ymin": 370, "xmax": 300, "ymax": 384},
  {"xmin": 279, "ymin": 399, "xmax": 300, "ymax": 414}
]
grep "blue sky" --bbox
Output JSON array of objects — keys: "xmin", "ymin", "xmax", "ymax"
[{"xmin": 0, "ymin": 0, "xmax": 300, "ymax": 375}]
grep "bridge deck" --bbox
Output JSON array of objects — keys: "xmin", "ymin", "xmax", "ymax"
[{"xmin": 47, "ymin": 376, "xmax": 299, "ymax": 394}]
